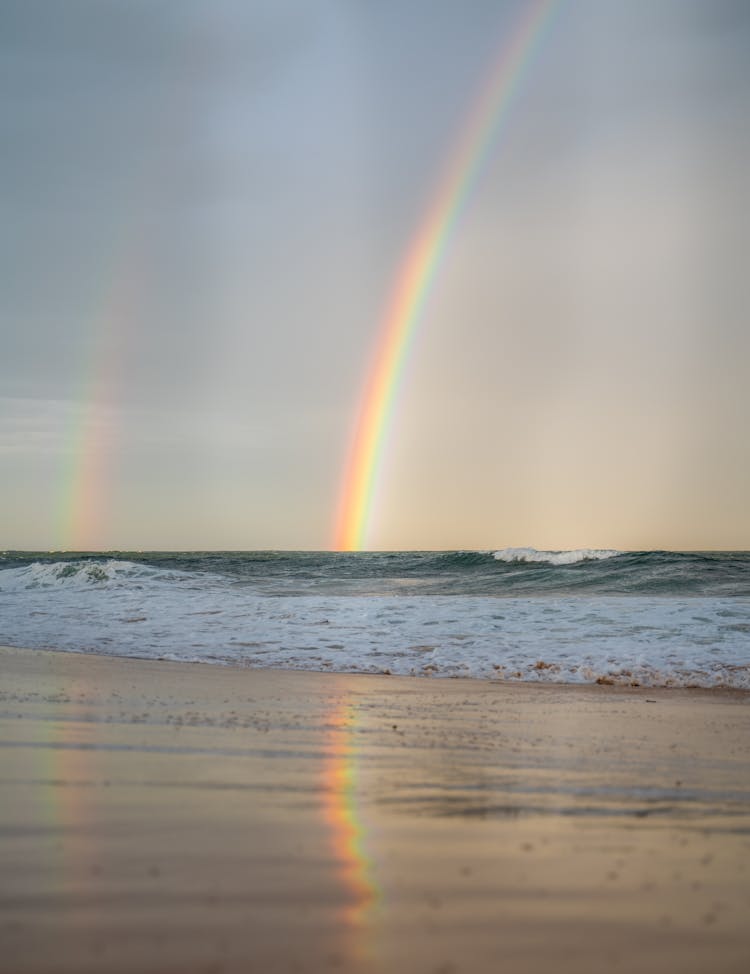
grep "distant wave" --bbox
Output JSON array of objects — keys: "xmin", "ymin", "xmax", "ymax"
[
  {"xmin": 1, "ymin": 548, "xmax": 747, "ymax": 599},
  {"xmin": 492, "ymin": 547, "xmax": 621, "ymax": 565}
]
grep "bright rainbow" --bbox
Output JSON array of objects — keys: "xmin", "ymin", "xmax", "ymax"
[{"xmin": 333, "ymin": 0, "xmax": 558, "ymax": 550}]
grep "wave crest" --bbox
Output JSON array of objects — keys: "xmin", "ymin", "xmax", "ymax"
[
  {"xmin": 0, "ymin": 559, "xmax": 168, "ymax": 591},
  {"xmin": 493, "ymin": 547, "xmax": 621, "ymax": 566}
]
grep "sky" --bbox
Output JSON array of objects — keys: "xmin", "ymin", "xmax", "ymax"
[{"xmin": 1, "ymin": 0, "xmax": 749, "ymax": 551}]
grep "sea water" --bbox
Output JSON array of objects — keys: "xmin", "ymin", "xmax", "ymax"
[{"xmin": 0, "ymin": 549, "xmax": 748, "ymax": 688}]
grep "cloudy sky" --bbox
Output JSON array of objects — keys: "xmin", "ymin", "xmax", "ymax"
[{"xmin": 2, "ymin": 0, "xmax": 749, "ymax": 550}]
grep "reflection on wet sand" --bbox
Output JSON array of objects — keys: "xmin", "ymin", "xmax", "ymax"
[
  {"xmin": 36, "ymin": 676, "xmax": 101, "ymax": 955},
  {"xmin": 322, "ymin": 698, "xmax": 380, "ymax": 960},
  {"xmin": 3, "ymin": 648, "xmax": 750, "ymax": 974}
]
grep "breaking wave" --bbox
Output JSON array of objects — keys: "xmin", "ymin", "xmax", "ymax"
[{"xmin": 0, "ymin": 559, "xmax": 202, "ymax": 592}]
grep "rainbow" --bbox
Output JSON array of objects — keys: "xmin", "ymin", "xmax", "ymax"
[
  {"xmin": 57, "ymin": 223, "xmax": 137, "ymax": 552},
  {"xmin": 56, "ymin": 59, "xmax": 180, "ymax": 551},
  {"xmin": 334, "ymin": 0, "xmax": 558, "ymax": 550},
  {"xmin": 59, "ymin": 353, "xmax": 117, "ymax": 552}
]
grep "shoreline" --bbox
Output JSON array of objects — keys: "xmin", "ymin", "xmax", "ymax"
[
  {"xmin": 3, "ymin": 643, "xmax": 749, "ymax": 697},
  {"xmin": 1, "ymin": 644, "xmax": 749, "ymax": 972}
]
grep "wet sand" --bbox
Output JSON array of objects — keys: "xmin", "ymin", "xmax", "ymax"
[{"xmin": 1, "ymin": 645, "xmax": 749, "ymax": 973}]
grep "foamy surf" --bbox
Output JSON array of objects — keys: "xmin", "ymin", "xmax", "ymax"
[{"xmin": 1, "ymin": 551, "xmax": 748, "ymax": 689}]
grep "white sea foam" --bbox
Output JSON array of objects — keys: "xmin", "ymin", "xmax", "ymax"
[
  {"xmin": 0, "ymin": 562, "xmax": 748, "ymax": 688},
  {"xmin": 493, "ymin": 547, "xmax": 621, "ymax": 565}
]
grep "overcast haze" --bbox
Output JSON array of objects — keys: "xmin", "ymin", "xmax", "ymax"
[{"xmin": 2, "ymin": 0, "xmax": 749, "ymax": 550}]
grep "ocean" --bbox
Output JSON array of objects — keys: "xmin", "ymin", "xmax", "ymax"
[{"xmin": 1, "ymin": 549, "xmax": 748, "ymax": 688}]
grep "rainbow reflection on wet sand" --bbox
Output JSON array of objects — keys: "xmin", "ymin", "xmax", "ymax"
[{"xmin": 322, "ymin": 698, "xmax": 380, "ymax": 956}]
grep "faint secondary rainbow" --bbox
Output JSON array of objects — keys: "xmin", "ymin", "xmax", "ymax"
[
  {"xmin": 55, "ymin": 174, "xmax": 142, "ymax": 551},
  {"xmin": 58, "ymin": 313, "xmax": 123, "ymax": 551},
  {"xmin": 56, "ymin": 28, "xmax": 196, "ymax": 551},
  {"xmin": 333, "ymin": 0, "xmax": 558, "ymax": 550}
]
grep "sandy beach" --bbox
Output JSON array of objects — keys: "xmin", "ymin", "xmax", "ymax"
[{"xmin": 1, "ymin": 645, "xmax": 749, "ymax": 973}]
